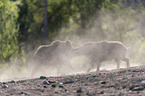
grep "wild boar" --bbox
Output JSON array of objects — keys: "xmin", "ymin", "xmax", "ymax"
[
  {"xmin": 32, "ymin": 40, "xmax": 76, "ymax": 76},
  {"xmin": 74, "ymin": 41, "xmax": 129, "ymax": 72}
]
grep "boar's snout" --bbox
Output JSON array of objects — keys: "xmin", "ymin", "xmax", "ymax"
[{"xmin": 73, "ymin": 49, "xmax": 81, "ymax": 56}]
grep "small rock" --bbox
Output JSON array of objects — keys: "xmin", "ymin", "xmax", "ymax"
[
  {"xmin": 48, "ymin": 81, "xmax": 56, "ymax": 84},
  {"xmin": 141, "ymin": 80, "xmax": 145, "ymax": 87},
  {"xmin": 8, "ymin": 80, "xmax": 15, "ymax": 83},
  {"xmin": 43, "ymin": 85, "xmax": 47, "ymax": 88},
  {"xmin": 132, "ymin": 86, "xmax": 144, "ymax": 91},
  {"xmin": 52, "ymin": 84, "xmax": 56, "ymax": 88},
  {"xmin": 58, "ymin": 85, "xmax": 64, "ymax": 88},
  {"xmin": 40, "ymin": 76, "xmax": 47, "ymax": 79},
  {"xmin": 122, "ymin": 85, "xmax": 126, "ymax": 89},
  {"xmin": 115, "ymin": 83, "xmax": 119, "ymax": 86},
  {"xmin": 100, "ymin": 81, "xmax": 106, "ymax": 84},
  {"xmin": 65, "ymin": 89, "xmax": 67, "ymax": 92},
  {"xmin": 122, "ymin": 78, "xmax": 126, "ymax": 80},
  {"xmin": 18, "ymin": 80, "xmax": 25, "ymax": 83},
  {"xmin": 59, "ymin": 82, "xmax": 63, "ymax": 85},
  {"xmin": 76, "ymin": 87, "xmax": 82, "ymax": 93},
  {"xmin": 132, "ymin": 70, "xmax": 140, "ymax": 72},
  {"xmin": 132, "ymin": 75, "xmax": 135, "ymax": 77},
  {"xmin": 19, "ymin": 92, "xmax": 28, "ymax": 95},
  {"xmin": 63, "ymin": 80, "xmax": 74, "ymax": 84},
  {"xmin": 92, "ymin": 75, "xmax": 96, "ymax": 77},
  {"xmin": 97, "ymin": 91, "xmax": 104, "ymax": 94},
  {"xmin": 86, "ymin": 77, "xmax": 89, "ymax": 79},
  {"xmin": 109, "ymin": 84, "xmax": 115, "ymax": 88},
  {"xmin": 55, "ymin": 91, "xmax": 58, "ymax": 94},
  {"xmin": 2, "ymin": 84, "xmax": 8, "ymax": 88},
  {"xmin": 100, "ymin": 91, "xmax": 104, "ymax": 94},
  {"xmin": 129, "ymin": 84, "xmax": 140, "ymax": 90},
  {"xmin": 84, "ymin": 84, "xmax": 88, "ymax": 86},
  {"xmin": 58, "ymin": 83, "xmax": 64, "ymax": 88},
  {"xmin": 86, "ymin": 91, "xmax": 90, "ymax": 95},
  {"xmin": 2, "ymin": 82, "xmax": 6, "ymax": 84},
  {"xmin": 43, "ymin": 80, "xmax": 50, "ymax": 85}
]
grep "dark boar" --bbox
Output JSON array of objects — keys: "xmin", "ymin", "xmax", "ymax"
[
  {"xmin": 74, "ymin": 41, "xmax": 129, "ymax": 72},
  {"xmin": 32, "ymin": 40, "xmax": 76, "ymax": 76}
]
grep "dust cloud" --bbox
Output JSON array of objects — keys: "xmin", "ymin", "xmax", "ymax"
[{"xmin": 0, "ymin": 3, "xmax": 145, "ymax": 81}]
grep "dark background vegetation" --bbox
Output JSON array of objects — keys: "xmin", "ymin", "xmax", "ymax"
[{"xmin": 0, "ymin": 0, "xmax": 145, "ymax": 70}]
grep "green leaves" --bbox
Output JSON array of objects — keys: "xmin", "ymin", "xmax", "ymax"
[{"xmin": 0, "ymin": 0, "xmax": 19, "ymax": 63}]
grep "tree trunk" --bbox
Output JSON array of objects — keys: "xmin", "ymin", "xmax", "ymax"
[
  {"xmin": 79, "ymin": 13, "xmax": 87, "ymax": 40},
  {"xmin": 43, "ymin": 0, "xmax": 48, "ymax": 44}
]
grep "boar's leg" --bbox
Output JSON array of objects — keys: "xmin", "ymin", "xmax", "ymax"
[
  {"xmin": 122, "ymin": 58, "xmax": 129, "ymax": 68},
  {"xmin": 56, "ymin": 66, "xmax": 61, "ymax": 76},
  {"xmin": 96, "ymin": 61, "xmax": 101, "ymax": 71},
  {"xmin": 87, "ymin": 59, "xmax": 96, "ymax": 72},
  {"xmin": 114, "ymin": 58, "xmax": 121, "ymax": 69}
]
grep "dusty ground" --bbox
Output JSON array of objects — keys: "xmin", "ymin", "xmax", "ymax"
[{"xmin": 1, "ymin": 66, "xmax": 145, "ymax": 96}]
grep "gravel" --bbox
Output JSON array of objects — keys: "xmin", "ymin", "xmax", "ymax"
[{"xmin": 1, "ymin": 66, "xmax": 145, "ymax": 95}]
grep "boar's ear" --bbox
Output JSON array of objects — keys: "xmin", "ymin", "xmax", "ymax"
[
  {"xmin": 52, "ymin": 40, "xmax": 60, "ymax": 48},
  {"xmin": 66, "ymin": 40, "xmax": 71, "ymax": 46}
]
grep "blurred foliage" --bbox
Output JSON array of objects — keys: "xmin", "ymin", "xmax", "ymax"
[
  {"xmin": 17, "ymin": 0, "xmax": 105, "ymax": 51},
  {"xmin": 99, "ymin": 1, "xmax": 145, "ymax": 63},
  {"xmin": 0, "ymin": 0, "xmax": 145, "ymax": 64},
  {"xmin": 0, "ymin": 0, "xmax": 19, "ymax": 64},
  {"xmin": 57, "ymin": 0, "xmax": 145, "ymax": 63}
]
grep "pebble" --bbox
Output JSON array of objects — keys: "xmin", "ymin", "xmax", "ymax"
[
  {"xmin": 43, "ymin": 80, "xmax": 50, "ymax": 85},
  {"xmin": 122, "ymin": 85, "xmax": 126, "ymax": 89},
  {"xmin": 40, "ymin": 76, "xmax": 47, "ymax": 79},
  {"xmin": 51, "ymin": 84, "xmax": 56, "ymax": 88},
  {"xmin": 97, "ymin": 91, "xmax": 104, "ymax": 94},
  {"xmin": 59, "ymin": 83, "xmax": 64, "ymax": 88},
  {"xmin": 100, "ymin": 81, "xmax": 106, "ymax": 84},
  {"xmin": 132, "ymin": 70, "xmax": 140, "ymax": 72},
  {"xmin": 2, "ymin": 84, "xmax": 8, "ymax": 88},
  {"xmin": 2, "ymin": 82, "xmax": 6, "ymax": 84},
  {"xmin": 59, "ymin": 82, "xmax": 63, "ymax": 85},
  {"xmin": 18, "ymin": 80, "xmax": 25, "ymax": 83},
  {"xmin": 92, "ymin": 75, "xmax": 96, "ymax": 77},
  {"xmin": 48, "ymin": 81, "xmax": 56, "ymax": 84},
  {"xmin": 84, "ymin": 83, "xmax": 88, "ymax": 86},
  {"xmin": 141, "ymin": 80, "xmax": 145, "ymax": 87},
  {"xmin": 100, "ymin": 91, "xmax": 104, "ymax": 94},
  {"xmin": 76, "ymin": 87, "xmax": 82, "ymax": 93},
  {"xmin": 19, "ymin": 92, "xmax": 28, "ymax": 95},
  {"xmin": 43, "ymin": 85, "xmax": 47, "ymax": 88},
  {"xmin": 58, "ymin": 85, "xmax": 64, "ymax": 88},
  {"xmin": 129, "ymin": 84, "xmax": 140, "ymax": 90},
  {"xmin": 63, "ymin": 80, "xmax": 74, "ymax": 84},
  {"xmin": 8, "ymin": 80, "xmax": 15, "ymax": 83},
  {"xmin": 132, "ymin": 86, "xmax": 144, "ymax": 91}
]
